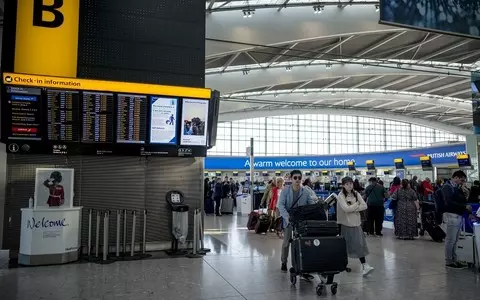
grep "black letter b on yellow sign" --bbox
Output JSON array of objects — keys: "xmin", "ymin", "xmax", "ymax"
[{"xmin": 33, "ymin": 0, "xmax": 64, "ymax": 28}]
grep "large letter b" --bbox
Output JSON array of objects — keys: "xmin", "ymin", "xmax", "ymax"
[{"xmin": 33, "ymin": 0, "xmax": 64, "ymax": 28}]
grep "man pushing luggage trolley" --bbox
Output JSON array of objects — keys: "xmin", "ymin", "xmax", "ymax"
[{"xmin": 277, "ymin": 170, "xmax": 349, "ymax": 296}]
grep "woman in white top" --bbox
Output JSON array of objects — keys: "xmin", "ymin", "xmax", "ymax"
[{"xmin": 337, "ymin": 177, "xmax": 374, "ymax": 276}]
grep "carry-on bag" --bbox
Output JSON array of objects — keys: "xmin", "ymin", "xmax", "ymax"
[
  {"xmin": 204, "ymin": 198, "xmax": 214, "ymax": 215},
  {"xmin": 247, "ymin": 211, "xmax": 259, "ymax": 230},
  {"xmin": 422, "ymin": 211, "xmax": 445, "ymax": 242},
  {"xmin": 289, "ymin": 202, "xmax": 327, "ymax": 224},
  {"xmin": 456, "ymin": 219, "xmax": 476, "ymax": 265},
  {"xmin": 255, "ymin": 213, "xmax": 270, "ymax": 234},
  {"xmin": 220, "ymin": 197, "xmax": 234, "ymax": 214},
  {"xmin": 296, "ymin": 220, "xmax": 338, "ymax": 237},
  {"xmin": 291, "ymin": 236, "xmax": 348, "ymax": 274}
]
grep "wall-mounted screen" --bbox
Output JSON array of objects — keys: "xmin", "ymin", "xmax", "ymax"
[
  {"xmin": 1, "ymin": 72, "xmax": 215, "ymax": 157},
  {"xmin": 117, "ymin": 94, "xmax": 147, "ymax": 144},
  {"xmin": 5, "ymin": 86, "xmax": 43, "ymax": 141},
  {"xmin": 180, "ymin": 98, "xmax": 209, "ymax": 146},
  {"xmin": 82, "ymin": 91, "xmax": 114, "ymax": 143},
  {"xmin": 149, "ymin": 96, "xmax": 178, "ymax": 144},
  {"xmin": 380, "ymin": 0, "xmax": 480, "ymax": 38}
]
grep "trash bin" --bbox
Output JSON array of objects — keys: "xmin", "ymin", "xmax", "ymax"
[{"xmin": 166, "ymin": 191, "xmax": 189, "ymax": 254}]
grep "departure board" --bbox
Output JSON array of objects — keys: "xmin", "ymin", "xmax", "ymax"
[
  {"xmin": 46, "ymin": 90, "xmax": 80, "ymax": 141},
  {"xmin": 5, "ymin": 86, "xmax": 43, "ymax": 141},
  {"xmin": 117, "ymin": 94, "xmax": 148, "ymax": 144},
  {"xmin": 82, "ymin": 92, "xmax": 114, "ymax": 143}
]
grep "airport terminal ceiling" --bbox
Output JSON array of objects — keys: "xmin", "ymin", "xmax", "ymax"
[{"xmin": 205, "ymin": 1, "xmax": 480, "ymax": 132}]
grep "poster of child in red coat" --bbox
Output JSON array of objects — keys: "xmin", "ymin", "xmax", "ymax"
[{"xmin": 34, "ymin": 168, "xmax": 74, "ymax": 208}]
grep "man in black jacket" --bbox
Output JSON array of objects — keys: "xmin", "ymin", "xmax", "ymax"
[{"xmin": 442, "ymin": 170, "xmax": 472, "ymax": 268}]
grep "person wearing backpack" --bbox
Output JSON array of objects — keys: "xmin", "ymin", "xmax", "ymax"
[{"xmin": 365, "ymin": 177, "xmax": 387, "ymax": 236}]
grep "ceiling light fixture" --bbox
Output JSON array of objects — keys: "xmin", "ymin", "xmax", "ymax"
[
  {"xmin": 242, "ymin": 9, "xmax": 255, "ymax": 18},
  {"xmin": 285, "ymin": 66, "xmax": 292, "ymax": 72},
  {"xmin": 326, "ymin": 63, "xmax": 332, "ymax": 69},
  {"xmin": 375, "ymin": 4, "xmax": 379, "ymax": 12},
  {"xmin": 313, "ymin": 5, "xmax": 325, "ymax": 14}
]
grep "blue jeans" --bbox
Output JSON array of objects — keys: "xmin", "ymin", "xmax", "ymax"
[{"xmin": 444, "ymin": 212, "xmax": 462, "ymax": 264}]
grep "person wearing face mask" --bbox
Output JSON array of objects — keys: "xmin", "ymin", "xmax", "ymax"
[
  {"xmin": 336, "ymin": 177, "xmax": 374, "ymax": 276},
  {"xmin": 277, "ymin": 170, "xmax": 316, "ymax": 274}
]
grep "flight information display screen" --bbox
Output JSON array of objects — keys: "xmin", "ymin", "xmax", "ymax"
[
  {"xmin": 46, "ymin": 89, "xmax": 80, "ymax": 142},
  {"xmin": 5, "ymin": 86, "xmax": 42, "ymax": 141},
  {"xmin": 1, "ymin": 72, "xmax": 213, "ymax": 157},
  {"xmin": 82, "ymin": 91, "xmax": 114, "ymax": 143},
  {"xmin": 149, "ymin": 96, "xmax": 178, "ymax": 144},
  {"xmin": 117, "ymin": 94, "xmax": 148, "ymax": 144}
]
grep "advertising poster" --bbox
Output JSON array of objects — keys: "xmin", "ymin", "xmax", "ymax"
[
  {"xmin": 149, "ymin": 96, "xmax": 178, "ymax": 144},
  {"xmin": 34, "ymin": 168, "xmax": 74, "ymax": 209},
  {"xmin": 180, "ymin": 98, "xmax": 209, "ymax": 146},
  {"xmin": 472, "ymin": 72, "xmax": 480, "ymax": 134},
  {"xmin": 380, "ymin": 0, "xmax": 480, "ymax": 38}
]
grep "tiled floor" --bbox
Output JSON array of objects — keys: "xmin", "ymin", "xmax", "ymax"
[{"xmin": 0, "ymin": 214, "xmax": 479, "ymax": 300}]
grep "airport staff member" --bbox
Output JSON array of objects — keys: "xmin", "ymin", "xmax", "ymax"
[{"xmin": 277, "ymin": 170, "xmax": 315, "ymax": 274}]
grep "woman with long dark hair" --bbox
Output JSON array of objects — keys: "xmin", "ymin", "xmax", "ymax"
[
  {"xmin": 392, "ymin": 179, "xmax": 419, "ymax": 240},
  {"xmin": 337, "ymin": 177, "xmax": 374, "ymax": 276}
]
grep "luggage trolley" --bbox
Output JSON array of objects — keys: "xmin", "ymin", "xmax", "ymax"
[{"xmin": 288, "ymin": 198, "xmax": 348, "ymax": 296}]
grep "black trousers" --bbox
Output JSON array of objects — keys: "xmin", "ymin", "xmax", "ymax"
[
  {"xmin": 214, "ymin": 196, "xmax": 222, "ymax": 215},
  {"xmin": 368, "ymin": 205, "xmax": 385, "ymax": 235}
]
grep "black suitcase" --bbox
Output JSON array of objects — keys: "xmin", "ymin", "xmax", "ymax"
[
  {"xmin": 204, "ymin": 198, "xmax": 214, "ymax": 215},
  {"xmin": 296, "ymin": 220, "xmax": 338, "ymax": 237},
  {"xmin": 291, "ymin": 236, "xmax": 348, "ymax": 274},
  {"xmin": 423, "ymin": 222, "xmax": 446, "ymax": 242},
  {"xmin": 255, "ymin": 214, "xmax": 270, "ymax": 234}
]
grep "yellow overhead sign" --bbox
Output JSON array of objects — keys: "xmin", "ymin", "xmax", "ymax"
[
  {"xmin": 347, "ymin": 161, "xmax": 355, "ymax": 166},
  {"xmin": 420, "ymin": 156, "xmax": 431, "ymax": 161},
  {"xmin": 366, "ymin": 160, "xmax": 374, "ymax": 164},
  {"xmin": 3, "ymin": 73, "xmax": 212, "ymax": 99},
  {"xmin": 394, "ymin": 158, "xmax": 403, "ymax": 163},
  {"xmin": 456, "ymin": 154, "xmax": 469, "ymax": 160},
  {"xmin": 14, "ymin": 0, "xmax": 80, "ymax": 77}
]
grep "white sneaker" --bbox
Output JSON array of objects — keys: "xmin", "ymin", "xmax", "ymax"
[{"xmin": 362, "ymin": 264, "xmax": 374, "ymax": 277}]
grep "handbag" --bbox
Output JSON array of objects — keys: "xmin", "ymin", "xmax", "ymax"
[{"xmin": 389, "ymin": 190, "xmax": 398, "ymax": 210}]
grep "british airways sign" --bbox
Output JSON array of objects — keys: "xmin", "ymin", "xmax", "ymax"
[
  {"xmin": 205, "ymin": 144, "xmax": 466, "ymax": 170},
  {"xmin": 26, "ymin": 217, "xmax": 68, "ymax": 230}
]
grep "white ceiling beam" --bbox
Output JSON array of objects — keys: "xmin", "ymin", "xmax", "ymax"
[
  {"xmin": 402, "ymin": 76, "xmax": 447, "ymax": 91},
  {"xmin": 389, "ymin": 102, "xmax": 423, "ymax": 111},
  {"xmin": 221, "ymin": 52, "xmax": 241, "ymax": 72},
  {"xmin": 292, "ymin": 80, "xmax": 313, "ymax": 91},
  {"xmin": 422, "ymin": 79, "xmax": 470, "ymax": 94},
  {"xmin": 352, "ymin": 99, "xmax": 377, "ymax": 107},
  {"xmin": 207, "ymin": 0, "xmax": 216, "ymax": 10},
  {"xmin": 418, "ymin": 40, "xmax": 472, "ymax": 62},
  {"xmin": 349, "ymin": 75, "xmax": 385, "ymax": 89},
  {"xmin": 322, "ymin": 77, "xmax": 350, "ymax": 89},
  {"xmin": 329, "ymin": 99, "xmax": 352, "ymax": 107},
  {"xmin": 377, "ymin": 75, "xmax": 418, "ymax": 89},
  {"xmin": 448, "ymin": 50, "xmax": 480, "ymax": 64},
  {"xmin": 310, "ymin": 35, "xmax": 355, "ymax": 63},
  {"xmin": 387, "ymin": 34, "xmax": 442, "ymax": 59},
  {"xmin": 445, "ymin": 88, "xmax": 471, "ymax": 97},
  {"xmin": 373, "ymin": 101, "xmax": 398, "ymax": 109},
  {"xmin": 245, "ymin": 52, "xmax": 262, "ymax": 67},
  {"xmin": 417, "ymin": 106, "xmax": 439, "ymax": 112},
  {"xmin": 268, "ymin": 43, "xmax": 298, "ymax": 66},
  {"xmin": 442, "ymin": 116, "xmax": 465, "ymax": 122},
  {"xmin": 277, "ymin": 0, "xmax": 290, "ymax": 11},
  {"xmin": 458, "ymin": 121, "xmax": 472, "ymax": 126},
  {"xmin": 354, "ymin": 31, "xmax": 407, "ymax": 58}
]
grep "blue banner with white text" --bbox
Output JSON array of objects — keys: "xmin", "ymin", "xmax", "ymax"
[{"xmin": 205, "ymin": 144, "xmax": 466, "ymax": 170}]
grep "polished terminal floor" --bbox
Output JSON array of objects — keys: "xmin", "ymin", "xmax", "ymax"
[{"xmin": 0, "ymin": 215, "xmax": 479, "ymax": 300}]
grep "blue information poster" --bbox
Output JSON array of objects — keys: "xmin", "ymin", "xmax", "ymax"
[{"xmin": 149, "ymin": 96, "xmax": 177, "ymax": 144}]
